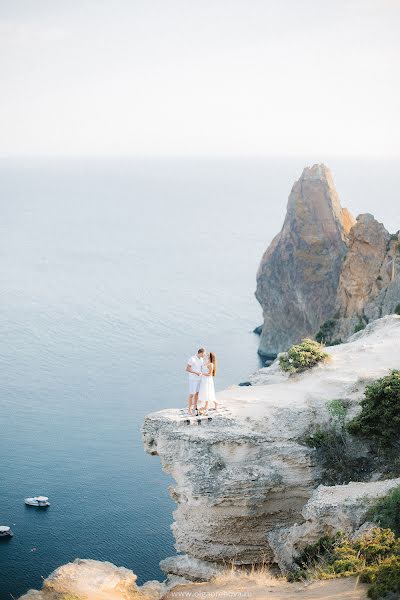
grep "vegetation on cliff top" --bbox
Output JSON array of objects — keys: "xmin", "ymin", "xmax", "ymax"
[
  {"xmin": 304, "ymin": 399, "xmax": 372, "ymax": 485},
  {"xmin": 304, "ymin": 371, "xmax": 400, "ymax": 484},
  {"xmin": 368, "ymin": 486, "xmax": 400, "ymax": 537},
  {"xmin": 279, "ymin": 339, "xmax": 328, "ymax": 374},
  {"xmin": 289, "ymin": 528, "xmax": 400, "ymax": 600},
  {"xmin": 315, "ymin": 319, "xmax": 342, "ymax": 346},
  {"xmin": 347, "ymin": 370, "xmax": 400, "ymax": 452}
]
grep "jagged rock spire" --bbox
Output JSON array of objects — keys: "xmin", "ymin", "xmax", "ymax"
[{"xmin": 256, "ymin": 164, "xmax": 355, "ymax": 356}]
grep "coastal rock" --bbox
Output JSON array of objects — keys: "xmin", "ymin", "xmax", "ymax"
[
  {"xmin": 267, "ymin": 478, "xmax": 400, "ymax": 572},
  {"xmin": 256, "ymin": 165, "xmax": 400, "ymax": 353},
  {"xmin": 255, "ymin": 164, "xmax": 354, "ymax": 356},
  {"xmin": 160, "ymin": 555, "xmax": 225, "ymax": 581},
  {"xmin": 334, "ymin": 214, "xmax": 392, "ymax": 339},
  {"xmin": 143, "ymin": 315, "xmax": 400, "ymax": 581},
  {"xmin": 18, "ymin": 559, "xmax": 164, "ymax": 600}
]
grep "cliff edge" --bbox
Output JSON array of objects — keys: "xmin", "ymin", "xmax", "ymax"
[{"xmin": 142, "ymin": 315, "xmax": 400, "ymax": 581}]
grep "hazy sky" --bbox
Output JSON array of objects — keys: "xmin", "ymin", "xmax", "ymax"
[{"xmin": 1, "ymin": 0, "xmax": 399, "ymax": 157}]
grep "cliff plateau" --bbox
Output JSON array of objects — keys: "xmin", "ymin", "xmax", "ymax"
[{"xmin": 142, "ymin": 315, "xmax": 400, "ymax": 581}]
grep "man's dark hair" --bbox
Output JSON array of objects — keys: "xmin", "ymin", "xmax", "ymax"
[{"xmin": 198, "ymin": 347, "xmax": 205, "ymax": 354}]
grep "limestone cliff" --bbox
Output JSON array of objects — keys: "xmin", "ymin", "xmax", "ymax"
[
  {"xmin": 142, "ymin": 315, "xmax": 400, "ymax": 581},
  {"xmin": 255, "ymin": 164, "xmax": 354, "ymax": 356},
  {"xmin": 268, "ymin": 478, "xmax": 400, "ymax": 572},
  {"xmin": 21, "ymin": 318, "xmax": 400, "ymax": 596}
]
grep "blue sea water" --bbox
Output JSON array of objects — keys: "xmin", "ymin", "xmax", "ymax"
[{"xmin": 0, "ymin": 157, "xmax": 399, "ymax": 599}]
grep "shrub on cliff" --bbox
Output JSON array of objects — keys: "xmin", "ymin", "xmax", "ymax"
[
  {"xmin": 394, "ymin": 303, "xmax": 400, "ymax": 316},
  {"xmin": 289, "ymin": 528, "xmax": 400, "ymax": 599},
  {"xmin": 347, "ymin": 371, "xmax": 400, "ymax": 452},
  {"xmin": 304, "ymin": 399, "xmax": 372, "ymax": 485},
  {"xmin": 279, "ymin": 339, "xmax": 328, "ymax": 374},
  {"xmin": 315, "ymin": 319, "xmax": 342, "ymax": 346},
  {"xmin": 368, "ymin": 486, "xmax": 400, "ymax": 537},
  {"xmin": 362, "ymin": 556, "xmax": 400, "ymax": 600}
]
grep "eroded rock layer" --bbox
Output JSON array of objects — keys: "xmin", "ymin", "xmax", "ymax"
[{"xmin": 268, "ymin": 477, "xmax": 400, "ymax": 572}]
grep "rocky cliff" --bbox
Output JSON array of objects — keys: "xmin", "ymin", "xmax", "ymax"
[
  {"xmin": 334, "ymin": 214, "xmax": 400, "ymax": 340},
  {"xmin": 255, "ymin": 164, "xmax": 355, "ymax": 356},
  {"xmin": 255, "ymin": 164, "xmax": 400, "ymax": 356},
  {"xmin": 142, "ymin": 315, "xmax": 400, "ymax": 581},
  {"xmin": 21, "ymin": 317, "xmax": 400, "ymax": 597}
]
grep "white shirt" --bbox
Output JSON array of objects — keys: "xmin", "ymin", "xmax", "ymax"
[{"xmin": 187, "ymin": 355, "xmax": 203, "ymax": 381}]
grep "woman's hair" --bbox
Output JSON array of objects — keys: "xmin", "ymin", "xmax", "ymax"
[{"xmin": 209, "ymin": 351, "xmax": 217, "ymax": 376}]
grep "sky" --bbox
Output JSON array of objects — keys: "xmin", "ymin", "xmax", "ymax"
[{"xmin": 0, "ymin": 0, "xmax": 399, "ymax": 158}]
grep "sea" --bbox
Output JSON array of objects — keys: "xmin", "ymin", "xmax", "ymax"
[{"xmin": 0, "ymin": 157, "xmax": 399, "ymax": 599}]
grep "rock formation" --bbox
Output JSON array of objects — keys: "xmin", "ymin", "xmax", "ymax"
[
  {"xmin": 142, "ymin": 315, "xmax": 400, "ymax": 581},
  {"xmin": 268, "ymin": 477, "xmax": 400, "ymax": 572},
  {"xmin": 255, "ymin": 164, "xmax": 355, "ymax": 356},
  {"xmin": 255, "ymin": 164, "xmax": 400, "ymax": 356},
  {"xmin": 18, "ymin": 558, "xmax": 165, "ymax": 600},
  {"xmin": 334, "ymin": 214, "xmax": 400, "ymax": 339},
  {"xmin": 21, "ymin": 318, "xmax": 400, "ymax": 596}
]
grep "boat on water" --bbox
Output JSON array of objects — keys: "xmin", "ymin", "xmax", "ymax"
[
  {"xmin": 0, "ymin": 526, "xmax": 13, "ymax": 538},
  {"xmin": 25, "ymin": 496, "xmax": 50, "ymax": 507}
]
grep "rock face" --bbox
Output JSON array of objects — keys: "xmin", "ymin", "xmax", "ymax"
[
  {"xmin": 268, "ymin": 478, "xmax": 400, "ymax": 572},
  {"xmin": 143, "ymin": 315, "xmax": 400, "ymax": 581},
  {"xmin": 18, "ymin": 559, "xmax": 164, "ymax": 600},
  {"xmin": 256, "ymin": 164, "xmax": 355, "ymax": 356},
  {"xmin": 334, "ymin": 215, "xmax": 400, "ymax": 339}
]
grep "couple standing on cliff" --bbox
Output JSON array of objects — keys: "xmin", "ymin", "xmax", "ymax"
[{"xmin": 186, "ymin": 347, "xmax": 218, "ymax": 416}]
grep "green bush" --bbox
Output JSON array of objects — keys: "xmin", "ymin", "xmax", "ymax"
[
  {"xmin": 304, "ymin": 399, "xmax": 372, "ymax": 485},
  {"xmin": 347, "ymin": 371, "xmax": 400, "ymax": 451},
  {"xmin": 316, "ymin": 319, "xmax": 337, "ymax": 344},
  {"xmin": 363, "ymin": 557, "xmax": 400, "ymax": 600},
  {"xmin": 279, "ymin": 339, "xmax": 328, "ymax": 374},
  {"xmin": 394, "ymin": 304, "xmax": 400, "ymax": 316},
  {"xmin": 290, "ymin": 528, "xmax": 400, "ymax": 599},
  {"xmin": 368, "ymin": 487, "xmax": 400, "ymax": 537}
]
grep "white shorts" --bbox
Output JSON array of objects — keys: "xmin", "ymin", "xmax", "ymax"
[{"xmin": 189, "ymin": 378, "xmax": 201, "ymax": 395}]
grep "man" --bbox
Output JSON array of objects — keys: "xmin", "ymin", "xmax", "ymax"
[{"xmin": 186, "ymin": 347, "xmax": 205, "ymax": 415}]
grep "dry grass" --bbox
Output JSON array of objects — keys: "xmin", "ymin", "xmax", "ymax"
[{"xmin": 211, "ymin": 560, "xmax": 284, "ymax": 587}]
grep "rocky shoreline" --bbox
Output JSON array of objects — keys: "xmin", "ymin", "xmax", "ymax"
[{"xmin": 18, "ymin": 316, "xmax": 400, "ymax": 598}]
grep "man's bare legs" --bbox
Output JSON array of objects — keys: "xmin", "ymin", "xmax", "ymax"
[
  {"xmin": 193, "ymin": 391, "xmax": 199, "ymax": 413},
  {"xmin": 188, "ymin": 391, "xmax": 200, "ymax": 415}
]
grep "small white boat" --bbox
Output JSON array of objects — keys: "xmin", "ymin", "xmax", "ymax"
[
  {"xmin": 25, "ymin": 496, "xmax": 50, "ymax": 507},
  {"xmin": 0, "ymin": 526, "xmax": 13, "ymax": 538}
]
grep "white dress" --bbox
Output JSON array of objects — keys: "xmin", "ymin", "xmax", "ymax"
[{"xmin": 198, "ymin": 364, "xmax": 216, "ymax": 405}]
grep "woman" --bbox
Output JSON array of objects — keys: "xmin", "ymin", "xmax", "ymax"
[{"xmin": 198, "ymin": 351, "xmax": 218, "ymax": 413}]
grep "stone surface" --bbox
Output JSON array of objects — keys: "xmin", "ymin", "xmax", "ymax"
[
  {"xmin": 268, "ymin": 478, "xmax": 400, "ymax": 572},
  {"xmin": 256, "ymin": 164, "xmax": 354, "ymax": 356},
  {"xmin": 143, "ymin": 315, "xmax": 400, "ymax": 581},
  {"xmin": 160, "ymin": 555, "xmax": 225, "ymax": 581},
  {"xmin": 256, "ymin": 165, "xmax": 400, "ymax": 354},
  {"xmin": 18, "ymin": 559, "xmax": 164, "ymax": 600},
  {"xmin": 334, "ymin": 214, "xmax": 394, "ymax": 339}
]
